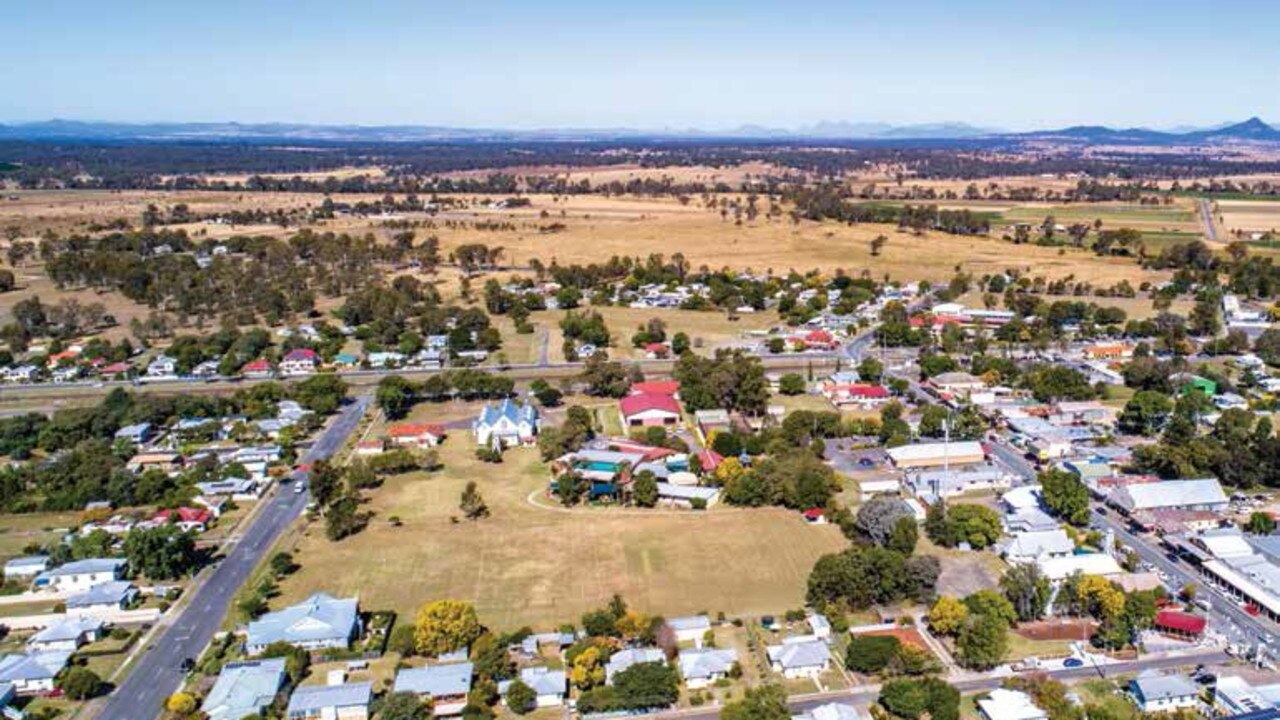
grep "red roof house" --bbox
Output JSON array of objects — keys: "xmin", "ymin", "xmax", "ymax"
[
  {"xmin": 100, "ymin": 362, "xmax": 132, "ymax": 375},
  {"xmin": 630, "ymin": 380, "xmax": 680, "ymax": 397},
  {"xmin": 155, "ymin": 507, "xmax": 213, "ymax": 532},
  {"xmin": 387, "ymin": 423, "xmax": 447, "ymax": 447},
  {"xmin": 280, "ymin": 348, "xmax": 320, "ymax": 375},
  {"xmin": 1153, "ymin": 610, "xmax": 1207, "ymax": 638},
  {"xmin": 619, "ymin": 392, "xmax": 682, "ymax": 427},
  {"xmin": 242, "ymin": 358, "xmax": 274, "ymax": 377}
]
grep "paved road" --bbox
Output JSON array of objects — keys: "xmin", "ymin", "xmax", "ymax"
[
  {"xmin": 96, "ymin": 394, "xmax": 372, "ymax": 720},
  {"xmin": 1199, "ymin": 198, "xmax": 1220, "ymax": 243},
  {"xmin": 655, "ymin": 648, "xmax": 1226, "ymax": 720}
]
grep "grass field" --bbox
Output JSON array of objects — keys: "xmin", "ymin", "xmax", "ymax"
[
  {"xmin": 0, "ymin": 511, "xmax": 81, "ymax": 561},
  {"xmin": 996, "ymin": 202, "xmax": 1198, "ymax": 228},
  {"xmin": 1217, "ymin": 199, "xmax": 1280, "ymax": 236},
  {"xmin": 528, "ymin": 305, "xmax": 779, "ymax": 363},
  {"xmin": 271, "ymin": 422, "xmax": 849, "ymax": 631}
]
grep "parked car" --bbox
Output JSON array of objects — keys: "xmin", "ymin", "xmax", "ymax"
[{"xmin": 1063, "ymin": 658, "xmax": 1084, "ymax": 668}]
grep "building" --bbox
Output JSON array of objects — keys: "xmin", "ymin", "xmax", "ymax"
[
  {"xmin": 245, "ymin": 593, "xmax": 360, "ymax": 654},
  {"xmin": 512, "ymin": 666, "xmax": 567, "ymax": 708},
  {"xmin": 202, "ymin": 658, "xmax": 288, "ymax": 720},
  {"xmin": 656, "ymin": 482, "xmax": 720, "ymax": 508},
  {"xmin": 473, "ymin": 399, "xmax": 539, "ymax": 448},
  {"xmin": 127, "ymin": 451, "xmax": 183, "ymax": 474},
  {"xmin": 27, "ymin": 616, "xmax": 105, "ymax": 652},
  {"xmin": 906, "ymin": 466, "xmax": 1010, "ymax": 501},
  {"xmin": 394, "ymin": 662, "xmax": 473, "ymax": 716},
  {"xmin": 930, "ymin": 372, "xmax": 988, "ymax": 399},
  {"xmin": 606, "ymin": 648, "xmax": 665, "ymax": 684},
  {"xmin": 793, "ymin": 703, "xmax": 869, "ymax": 720},
  {"xmin": 859, "ymin": 478, "xmax": 901, "ymax": 501},
  {"xmin": 1130, "ymin": 673, "xmax": 1200, "ymax": 714},
  {"xmin": 1000, "ymin": 529, "xmax": 1075, "ymax": 564},
  {"xmin": 280, "ymin": 348, "xmax": 320, "ymax": 376},
  {"xmin": 886, "ymin": 441, "xmax": 986, "ymax": 469},
  {"xmin": 694, "ymin": 409, "xmax": 732, "ymax": 438},
  {"xmin": 1037, "ymin": 553, "xmax": 1125, "ymax": 584},
  {"xmin": 619, "ymin": 392, "xmax": 682, "ymax": 427},
  {"xmin": 146, "ymin": 354, "xmax": 178, "ymax": 377},
  {"xmin": 665, "ymin": 615, "xmax": 712, "ymax": 647},
  {"xmin": 1152, "ymin": 610, "xmax": 1207, "ymax": 641},
  {"xmin": 0, "ymin": 651, "xmax": 71, "ymax": 694},
  {"xmin": 1213, "ymin": 675, "xmax": 1280, "ymax": 717},
  {"xmin": 678, "ymin": 647, "xmax": 738, "ymax": 689},
  {"xmin": 766, "ymin": 638, "xmax": 830, "ymax": 679},
  {"xmin": 979, "ymin": 689, "xmax": 1048, "ymax": 720},
  {"xmin": 1109, "ymin": 479, "xmax": 1228, "ymax": 515},
  {"xmin": 827, "ymin": 382, "xmax": 891, "ymax": 407},
  {"xmin": 34, "ymin": 558, "xmax": 127, "ymax": 593},
  {"xmin": 66, "ymin": 581, "xmax": 137, "ymax": 615},
  {"xmin": 114, "ymin": 422, "xmax": 154, "ymax": 445},
  {"xmin": 3, "ymin": 555, "xmax": 49, "ymax": 581},
  {"xmin": 286, "ymin": 681, "xmax": 371, "ymax": 720},
  {"xmin": 242, "ymin": 358, "xmax": 274, "ymax": 378},
  {"xmin": 632, "ymin": 380, "xmax": 680, "ymax": 397},
  {"xmin": 386, "ymin": 423, "xmax": 446, "ymax": 448},
  {"xmin": 153, "ymin": 506, "xmax": 214, "ymax": 532}
]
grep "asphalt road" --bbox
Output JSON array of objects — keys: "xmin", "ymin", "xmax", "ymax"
[
  {"xmin": 655, "ymin": 648, "xmax": 1226, "ymax": 720},
  {"xmin": 96, "ymin": 394, "xmax": 372, "ymax": 720},
  {"xmin": 1199, "ymin": 198, "xmax": 1220, "ymax": 243}
]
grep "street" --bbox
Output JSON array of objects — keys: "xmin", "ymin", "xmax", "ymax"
[{"xmin": 95, "ymin": 394, "xmax": 372, "ymax": 720}]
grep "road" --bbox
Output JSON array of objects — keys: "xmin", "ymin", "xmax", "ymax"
[
  {"xmin": 1199, "ymin": 198, "xmax": 1220, "ymax": 243},
  {"xmin": 96, "ymin": 394, "xmax": 372, "ymax": 720},
  {"xmin": 655, "ymin": 648, "xmax": 1226, "ymax": 720}
]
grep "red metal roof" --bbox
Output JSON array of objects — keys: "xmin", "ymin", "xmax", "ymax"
[
  {"xmin": 619, "ymin": 391, "xmax": 681, "ymax": 417},
  {"xmin": 283, "ymin": 348, "xmax": 319, "ymax": 362},
  {"xmin": 387, "ymin": 423, "xmax": 446, "ymax": 438},
  {"xmin": 242, "ymin": 358, "xmax": 272, "ymax": 372},
  {"xmin": 1154, "ymin": 610, "xmax": 1206, "ymax": 635},
  {"xmin": 630, "ymin": 380, "xmax": 680, "ymax": 396},
  {"xmin": 846, "ymin": 384, "xmax": 889, "ymax": 398}
]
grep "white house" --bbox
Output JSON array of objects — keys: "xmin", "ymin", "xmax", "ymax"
[
  {"xmin": 0, "ymin": 651, "xmax": 72, "ymax": 694},
  {"xmin": 1000, "ymin": 529, "xmax": 1075, "ymax": 564},
  {"xmin": 245, "ymin": 593, "xmax": 360, "ymax": 655},
  {"xmin": 665, "ymin": 615, "xmax": 712, "ymax": 647},
  {"xmin": 279, "ymin": 348, "xmax": 320, "ymax": 376},
  {"xmin": 678, "ymin": 648, "xmax": 737, "ymax": 689},
  {"xmin": 766, "ymin": 638, "xmax": 830, "ymax": 679},
  {"xmin": 1130, "ymin": 673, "xmax": 1200, "ymax": 714},
  {"xmin": 285, "ymin": 681, "xmax": 371, "ymax": 720},
  {"xmin": 65, "ymin": 581, "xmax": 137, "ymax": 616},
  {"xmin": 3, "ymin": 556, "xmax": 50, "ymax": 581},
  {"xmin": 27, "ymin": 616, "xmax": 106, "ymax": 653},
  {"xmin": 515, "ymin": 667, "xmax": 567, "ymax": 708},
  {"xmin": 794, "ymin": 703, "xmax": 868, "ymax": 720},
  {"xmin": 146, "ymin": 354, "xmax": 178, "ymax": 377},
  {"xmin": 979, "ymin": 689, "xmax": 1048, "ymax": 720},
  {"xmin": 472, "ymin": 399, "xmax": 539, "ymax": 448},
  {"xmin": 34, "ymin": 558, "xmax": 127, "ymax": 593}
]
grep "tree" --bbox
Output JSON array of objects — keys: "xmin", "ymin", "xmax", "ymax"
[
  {"xmin": 857, "ymin": 356, "xmax": 885, "ymax": 383},
  {"xmin": 846, "ymin": 634, "xmax": 901, "ymax": 673},
  {"xmin": 927, "ymin": 503, "xmax": 1002, "ymax": 549},
  {"xmin": 888, "ymin": 515, "xmax": 918, "ymax": 555},
  {"xmin": 569, "ymin": 645, "xmax": 606, "ymax": 690},
  {"xmin": 123, "ymin": 524, "xmax": 200, "ymax": 579},
  {"xmin": 1118, "ymin": 390, "xmax": 1173, "ymax": 436},
  {"xmin": 165, "ymin": 691, "xmax": 198, "ymax": 715},
  {"xmin": 492, "ymin": 678, "xmax": 532, "ymax": 716},
  {"xmin": 59, "ymin": 666, "xmax": 104, "ymax": 700},
  {"xmin": 870, "ymin": 234, "xmax": 888, "ymax": 256},
  {"xmin": 632, "ymin": 471, "xmax": 659, "ymax": 508},
  {"xmin": 259, "ymin": 641, "xmax": 311, "ymax": 683},
  {"xmin": 376, "ymin": 375, "xmax": 417, "ymax": 420},
  {"xmin": 611, "ymin": 661, "xmax": 680, "ymax": 709},
  {"xmin": 955, "ymin": 612, "xmax": 1009, "ymax": 670},
  {"xmin": 854, "ymin": 496, "xmax": 915, "ymax": 546},
  {"xmin": 1039, "ymin": 468, "xmax": 1090, "ymax": 525},
  {"xmin": 1024, "ymin": 365, "xmax": 1096, "ymax": 402},
  {"xmin": 1000, "ymin": 563, "xmax": 1052, "ymax": 622},
  {"xmin": 722, "ymin": 685, "xmax": 790, "ymax": 720},
  {"xmin": 460, "ymin": 481, "xmax": 490, "ymax": 519},
  {"xmin": 380, "ymin": 691, "xmax": 432, "ymax": 720},
  {"xmin": 879, "ymin": 677, "xmax": 960, "ymax": 720},
  {"xmin": 415, "ymin": 600, "xmax": 483, "ymax": 657},
  {"xmin": 963, "ymin": 590, "xmax": 1017, "ymax": 627},
  {"xmin": 927, "ymin": 595, "xmax": 969, "ymax": 636},
  {"xmin": 778, "ymin": 373, "xmax": 807, "ymax": 395},
  {"xmin": 292, "ymin": 373, "xmax": 348, "ymax": 414},
  {"xmin": 1245, "ymin": 511, "xmax": 1277, "ymax": 535},
  {"xmin": 579, "ymin": 353, "xmax": 630, "ymax": 397}
]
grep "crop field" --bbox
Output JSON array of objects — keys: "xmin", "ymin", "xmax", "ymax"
[
  {"xmin": 272, "ymin": 409, "xmax": 850, "ymax": 630},
  {"xmin": 995, "ymin": 201, "xmax": 1199, "ymax": 229},
  {"xmin": 1217, "ymin": 199, "xmax": 1280, "ymax": 236}
]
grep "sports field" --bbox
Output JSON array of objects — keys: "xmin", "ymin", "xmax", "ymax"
[{"xmin": 272, "ymin": 418, "xmax": 849, "ymax": 631}]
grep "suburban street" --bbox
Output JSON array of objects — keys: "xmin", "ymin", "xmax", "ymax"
[{"xmin": 95, "ymin": 394, "xmax": 372, "ymax": 720}]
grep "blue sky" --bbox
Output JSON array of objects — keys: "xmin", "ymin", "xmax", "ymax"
[{"xmin": 3, "ymin": 0, "xmax": 1278, "ymax": 130}]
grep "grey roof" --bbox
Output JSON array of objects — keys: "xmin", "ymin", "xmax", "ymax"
[
  {"xmin": 115, "ymin": 422, "xmax": 152, "ymax": 439},
  {"xmin": 476, "ymin": 398, "xmax": 538, "ymax": 428},
  {"xmin": 520, "ymin": 666, "xmax": 567, "ymax": 696},
  {"xmin": 65, "ymin": 581, "xmax": 135, "ymax": 608},
  {"xmin": 795, "ymin": 703, "xmax": 867, "ymax": 720},
  {"xmin": 246, "ymin": 593, "xmax": 358, "ymax": 649},
  {"xmin": 678, "ymin": 648, "xmax": 737, "ymax": 680},
  {"xmin": 767, "ymin": 640, "xmax": 830, "ymax": 669},
  {"xmin": 666, "ymin": 615, "xmax": 711, "ymax": 633},
  {"xmin": 656, "ymin": 483, "xmax": 719, "ymax": 501},
  {"xmin": 44, "ymin": 558, "xmax": 126, "ymax": 578},
  {"xmin": 201, "ymin": 658, "xmax": 287, "ymax": 720},
  {"xmin": 1112, "ymin": 479, "xmax": 1227, "ymax": 512},
  {"xmin": 0, "ymin": 651, "xmax": 71, "ymax": 682},
  {"xmin": 28, "ymin": 616, "xmax": 104, "ymax": 646},
  {"xmin": 4, "ymin": 556, "xmax": 49, "ymax": 571},
  {"xmin": 286, "ymin": 681, "xmax": 371, "ymax": 715},
  {"xmin": 394, "ymin": 662, "xmax": 473, "ymax": 697},
  {"xmin": 1132, "ymin": 673, "xmax": 1199, "ymax": 702},
  {"xmin": 606, "ymin": 648, "xmax": 665, "ymax": 679}
]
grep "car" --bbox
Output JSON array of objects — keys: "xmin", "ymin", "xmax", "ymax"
[
  {"xmin": 294, "ymin": 483, "xmax": 305, "ymax": 494},
  {"xmin": 180, "ymin": 657, "xmax": 196, "ymax": 672},
  {"xmin": 1062, "ymin": 658, "xmax": 1084, "ymax": 668},
  {"xmin": 857, "ymin": 457, "xmax": 875, "ymax": 468}
]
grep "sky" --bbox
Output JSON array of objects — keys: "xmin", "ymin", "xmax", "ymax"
[{"xmin": 3, "ymin": 0, "xmax": 1279, "ymax": 131}]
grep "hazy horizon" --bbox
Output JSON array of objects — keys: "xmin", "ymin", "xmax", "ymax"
[{"xmin": 4, "ymin": 0, "xmax": 1279, "ymax": 130}]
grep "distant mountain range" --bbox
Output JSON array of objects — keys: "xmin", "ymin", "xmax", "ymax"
[{"xmin": 1, "ymin": 117, "xmax": 1279, "ymax": 144}]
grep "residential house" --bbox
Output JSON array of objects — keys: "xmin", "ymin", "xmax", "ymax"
[
  {"xmin": 656, "ymin": 482, "xmax": 720, "ymax": 508},
  {"xmin": 366, "ymin": 351, "xmax": 406, "ymax": 369},
  {"xmin": 4, "ymin": 364, "xmax": 38, "ymax": 383},
  {"xmin": 245, "ymin": 593, "xmax": 360, "ymax": 654},
  {"xmin": 114, "ymin": 422, "xmax": 154, "ymax": 445},
  {"xmin": 766, "ymin": 638, "xmax": 830, "ymax": 679},
  {"xmin": 387, "ymin": 423, "xmax": 446, "ymax": 448},
  {"xmin": 153, "ymin": 507, "xmax": 214, "ymax": 532},
  {"xmin": 605, "ymin": 648, "xmax": 665, "ymax": 684},
  {"xmin": 280, "ymin": 349, "xmax": 319, "ymax": 376},
  {"xmin": 146, "ymin": 354, "xmax": 178, "ymax": 377},
  {"xmin": 0, "ymin": 651, "xmax": 72, "ymax": 694},
  {"xmin": 694, "ymin": 409, "xmax": 732, "ymax": 438},
  {"xmin": 202, "ymin": 658, "xmax": 288, "ymax": 720},
  {"xmin": 619, "ymin": 392, "xmax": 682, "ymax": 427},
  {"xmin": 508, "ymin": 667, "xmax": 567, "ymax": 708},
  {"xmin": 1000, "ymin": 529, "xmax": 1075, "ymax": 564},
  {"xmin": 395, "ymin": 662, "xmax": 473, "ymax": 716},
  {"xmin": 930, "ymin": 372, "xmax": 988, "ymax": 399},
  {"xmin": 1037, "ymin": 553, "xmax": 1124, "ymax": 585},
  {"xmin": 472, "ymin": 399, "xmax": 539, "ymax": 448},
  {"xmin": 353, "ymin": 439, "xmax": 385, "ymax": 457},
  {"xmin": 979, "ymin": 689, "xmax": 1048, "ymax": 720},
  {"xmin": 27, "ymin": 616, "xmax": 105, "ymax": 653},
  {"xmin": 196, "ymin": 477, "xmax": 264, "ymax": 501},
  {"xmin": 285, "ymin": 681, "xmax": 372, "ymax": 720},
  {"xmin": 678, "ymin": 648, "xmax": 737, "ymax": 689},
  {"xmin": 808, "ymin": 613, "xmax": 832, "ymax": 640},
  {"xmin": 631, "ymin": 380, "xmax": 680, "ymax": 398},
  {"xmin": 242, "ymin": 358, "xmax": 275, "ymax": 379},
  {"xmin": 331, "ymin": 353, "xmax": 359, "ymax": 370},
  {"xmin": 665, "ymin": 615, "xmax": 712, "ymax": 647},
  {"xmin": 793, "ymin": 703, "xmax": 868, "ymax": 720},
  {"xmin": 66, "ymin": 581, "xmax": 137, "ymax": 616},
  {"xmin": 3, "ymin": 556, "xmax": 50, "ymax": 581},
  {"xmin": 191, "ymin": 360, "xmax": 222, "ymax": 378},
  {"xmin": 128, "ymin": 451, "xmax": 183, "ymax": 474},
  {"xmin": 1130, "ymin": 673, "xmax": 1200, "ymax": 714},
  {"xmin": 34, "ymin": 558, "xmax": 127, "ymax": 593}
]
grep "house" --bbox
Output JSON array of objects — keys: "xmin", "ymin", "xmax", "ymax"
[
  {"xmin": 27, "ymin": 616, "xmax": 105, "ymax": 652},
  {"xmin": 766, "ymin": 638, "xmax": 830, "ymax": 679},
  {"xmin": 146, "ymin": 354, "xmax": 178, "ymax": 377},
  {"xmin": 242, "ymin": 358, "xmax": 274, "ymax": 379},
  {"xmin": 114, "ymin": 422, "xmax": 154, "ymax": 445},
  {"xmin": 631, "ymin": 380, "xmax": 680, "ymax": 398},
  {"xmin": 128, "ymin": 451, "xmax": 183, "ymax": 474},
  {"xmin": 387, "ymin": 423, "xmax": 446, "ymax": 448},
  {"xmin": 1211, "ymin": 675, "xmax": 1280, "ymax": 717},
  {"xmin": 0, "ymin": 651, "xmax": 72, "ymax": 694},
  {"xmin": 99, "ymin": 361, "xmax": 131, "ymax": 376},
  {"xmin": 695, "ymin": 449, "xmax": 724, "ymax": 474},
  {"xmin": 906, "ymin": 467, "xmax": 1010, "ymax": 502},
  {"xmin": 245, "ymin": 593, "xmax": 360, "ymax": 654},
  {"xmin": 859, "ymin": 478, "xmax": 901, "ymax": 501},
  {"xmin": 353, "ymin": 439, "xmax": 385, "ymax": 457},
  {"xmin": 665, "ymin": 615, "xmax": 712, "ymax": 647},
  {"xmin": 4, "ymin": 364, "xmax": 38, "ymax": 383},
  {"xmin": 605, "ymin": 648, "xmax": 665, "ymax": 684},
  {"xmin": 153, "ymin": 506, "xmax": 214, "ymax": 532},
  {"xmin": 656, "ymin": 482, "xmax": 720, "ymax": 508},
  {"xmin": 66, "ymin": 581, "xmax": 137, "ymax": 615},
  {"xmin": 678, "ymin": 648, "xmax": 737, "ymax": 689},
  {"xmin": 1037, "ymin": 553, "xmax": 1124, "ymax": 584},
  {"xmin": 1109, "ymin": 479, "xmax": 1228, "ymax": 515},
  {"xmin": 808, "ymin": 613, "xmax": 832, "ymax": 640},
  {"xmin": 46, "ymin": 349, "xmax": 82, "ymax": 369},
  {"xmin": 472, "ymin": 399, "xmax": 539, "ymax": 448},
  {"xmin": 793, "ymin": 702, "xmax": 868, "ymax": 720},
  {"xmin": 619, "ymin": 392, "xmax": 682, "ymax": 427},
  {"xmin": 332, "ymin": 353, "xmax": 360, "ymax": 369},
  {"xmin": 1130, "ymin": 673, "xmax": 1200, "ymax": 714},
  {"xmin": 1000, "ymin": 529, "xmax": 1075, "ymax": 564},
  {"xmin": 930, "ymin": 372, "xmax": 988, "ymax": 399},
  {"xmin": 34, "ymin": 558, "xmax": 127, "ymax": 592},
  {"xmin": 886, "ymin": 441, "xmax": 986, "ymax": 469},
  {"xmin": 191, "ymin": 360, "xmax": 222, "ymax": 378},
  {"xmin": 694, "ymin": 409, "xmax": 732, "ymax": 438},
  {"xmin": 280, "ymin": 349, "xmax": 320, "ymax": 376},
  {"xmin": 508, "ymin": 667, "xmax": 567, "ymax": 708},
  {"xmin": 196, "ymin": 477, "xmax": 265, "ymax": 501},
  {"xmin": 979, "ymin": 689, "xmax": 1048, "ymax": 720},
  {"xmin": 202, "ymin": 658, "xmax": 288, "ymax": 720},
  {"xmin": 3, "ymin": 555, "xmax": 50, "ymax": 581},
  {"xmin": 1082, "ymin": 343, "xmax": 1134, "ymax": 361},
  {"xmin": 820, "ymin": 371, "xmax": 861, "ymax": 402},
  {"xmin": 394, "ymin": 662, "xmax": 473, "ymax": 716},
  {"xmin": 285, "ymin": 681, "xmax": 372, "ymax": 720},
  {"xmin": 1152, "ymin": 610, "xmax": 1207, "ymax": 641}
]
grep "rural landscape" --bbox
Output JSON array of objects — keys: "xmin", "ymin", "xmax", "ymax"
[{"xmin": 5, "ymin": 3, "xmax": 1280, "ymax": 720}]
